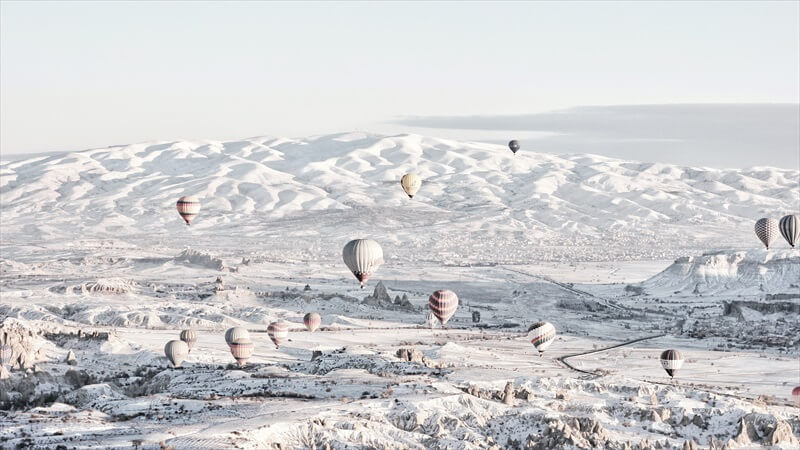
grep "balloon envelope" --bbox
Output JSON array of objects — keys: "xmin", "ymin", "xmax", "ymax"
[
  {"xmin": 164, "ymin": 340, "xmax": 189, "ymax": 368},
  {"xmin": 180, "ymin": 329, "xmax": 197, "ymax": 352},
  {"xmin": 428, "ymin": 290, "xmax": 458, "ymax": 325},
  {"xmin": 225, "ymin": 327, "xmax": 250, "ymax": 346},
  {"xmin": 229, "ymin": 339, "xmax": 254, "ymax": 366},
  {"xmin": 267, "ymin": 321, "xmax": 290, "ymax": 348},
  {"xmin": 659, "ymin": 349, "xmax": 684, "ymax": 378},
  {"xmin": 779, "ymin": 215, "xmax": 799, "ymax": 248},
  {"xmin": 754, "ymin": 218, "xmax": 779, "ymax": 249},
  {"xmin": 528, "ymin": 321, "xmax": 556, "ymax": 355},
  {"xmin": 508, "ymin": 140, "xmax": 520, "ymax": 154},
  {"xmin": 176, "ymin": 196, "xmax": 201, "ymax": 225},
  {"xmin": 342, "ymin": 239, "xmax": 384, "ymax": 288},
  {"xmin": 792, "ymin": 386, "xmax": 800, "ymax": 407},
  {"xmin": 400, "ymin": 173, "xmax": 422, "ymax": 199},
  {"xmin": 304, "ymin": 313, "xmax": 321, "ymax": 332}
]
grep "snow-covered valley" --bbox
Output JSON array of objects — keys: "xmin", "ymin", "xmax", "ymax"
[{"xmin": 1, "ymin": 133, "xmax": 798, "ymax": 449}]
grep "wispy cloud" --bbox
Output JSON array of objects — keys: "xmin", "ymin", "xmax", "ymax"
[{"xmin": 395, "ymin": 104, "xmax": 800, "ymax": 169}]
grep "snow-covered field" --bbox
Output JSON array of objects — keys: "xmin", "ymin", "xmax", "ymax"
[{"xmin": 1, "ymin": 133, "xmax": 798, "ymax": 449}]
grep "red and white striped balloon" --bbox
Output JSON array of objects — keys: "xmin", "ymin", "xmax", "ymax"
[
  {"xmin": 428, "ymin": 290, "xmax": 458, "ymax": 325},
  {"xmin": 303, "ymin": 313, "xmax": 321, "ymax": 332},
  {"xmin": 267, "ymin": 321, "xmax": 290, "ymax": 348},
  {"xmin": 176, "ymin": 196, "xmax": 201, "ymax": 225},
  {"xmin": 229, "ymin": 339, "xmax": 254, "ymax": 366}
]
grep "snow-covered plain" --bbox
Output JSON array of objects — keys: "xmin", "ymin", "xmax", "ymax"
[{"xmin": 1, "ymin": 133, "xmax": 798, "ymax": 449}]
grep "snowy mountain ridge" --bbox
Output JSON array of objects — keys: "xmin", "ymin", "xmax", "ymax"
[{"xmin": 1, "ymin": 132, "xmax": 798, "ymax": 261}]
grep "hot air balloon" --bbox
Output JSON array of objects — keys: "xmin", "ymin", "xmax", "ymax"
[
  {"xmin": 755, "ymin": 218, "xmax": 779, "ymax": 249},
  {"xmin": 528, "ymin": 321, "xmax": 556, "ymax": 356},
  {"xmin": 180, "ymin": 329, "xmax": 197, "ymax": 352},
  {"xmin": 342, "ymin": 239, "xmax": 384, "ymax": 289},
  {"xmin": 0, "ymin": 345, "xmax": 12, "ymax": 367},
  {"xmin": 792, "ymin": 386, "xmax": 800, "ymax": 407},
  {"xmin": 176, "ymin": 196, "xmax": 201, "ymax": 225},
  {"xmin": 267, "ymin": 320, "xmax": 289, "ymax": 348},
  {"xmin": 508, "ymin": 140, "xmax": 520, "ymax": 154},
  {"xmin": 164, "ymin": 340, "xmax": 189, "ymax": 368},
  {"xmin": 303, "ymin": 313, "xmax": 321, "ymax": 332},
  {"xmin": 229, "ymin": 339, "xmax": 254, "ymax": 366},
  {"xmin": 779, "ymin": 215, "xmax": 799, "ymax": 248},
  {"xmin": 224, "ymin": 327, "xmax": 250, "ymax": 346},
  {"xmin": 660, "ymin": 349, "xmax": 683, "ymax": 378},
  {"xmin": 400, "ymin": 173, "xmax": 422, "ymax": 199},
  {"xmin": 428, "ymin": 290, "xmax": 458, "ymax": 325}
]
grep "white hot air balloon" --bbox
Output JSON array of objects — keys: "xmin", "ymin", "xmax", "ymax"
[
  {"xmin": 400, "ymin": 173, "xmax": 422, "ymax": 199},
  {"xmin": 304, "ymin": 313, "xmax": 321, "ymax": 332},
  {"xmin": 660, "ymin": 349, "xmax": 684, "ymax": 378},
  {"xmin": 164, "ymin": 340, "xmax": 189, "ymax": 368},
  {"xmin": 754, "ymin": 218, "xmax": 779, "ymax": 249},
  {"xmin": 528, "ymin": 321, "xmax": 556, "ymax": 356},
  {"xmin": 180, "ymin": 329, "xmax": 197, "ymax": 352},
  {"xmin": 225, "ymin": 327, "xmax": 250, "ymax": 346},
  {"xmin": 342, "ymin": 239, "xmax": 384, "ymax": 289}
]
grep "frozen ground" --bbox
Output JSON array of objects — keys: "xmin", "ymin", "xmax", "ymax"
[{"xmin": 1, "ymin": 133, "xmax": 798, "ymax": 449}]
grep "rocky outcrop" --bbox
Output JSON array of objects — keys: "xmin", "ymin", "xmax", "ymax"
[
  {"xmin": 363, "ymin": 282, "xmax": 415, "ymax": 311},
  {"xmin": 733, "ymin": 413, "xmax": 798, "ymax": 446}
]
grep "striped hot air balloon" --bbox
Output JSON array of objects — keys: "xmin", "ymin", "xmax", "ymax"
[
  {"xmin": 224, "ymin": 327, "xmax": 250, "ymax": 346},
  {"xmin": 755, "ymin": 218, "xmax": 779, "ymax": 249},
  {"xmin": 792, "ymin": 386, "xmax": 800, "ymax": 407},
  {"xmin": 267, "ymin": 321, "xmax": 290, "ymax": 348},
  {"xmin": 528, "ymin": 321, "xmax": 556, "ymax": 356},
  {"xmin": 164, "ymin": 340, "xmax": 189, "ymax": 368},
  {"xmin": 342, "ymin": 239, "xmax": 384, "ymax": 289},
  {"xmin": 428, "ymin": 290, "xmax": 458, "ymax": 325},
  {"xmin": 400, "ymin": 173, "xmax": 422, "ymax": 199},
  {"xmin": 660, "ymin": 349, "xmax": 684, "ymax": 378},
  {"xmin": 180, "ymin": 329, "xmax": 197, "ymax": 352},
  {"xmin": 176, "ymin": 196, "xmax": 201, "ymax": 225},
  {"xmin": 303, "ymin": 313, "xmax": 321, "ymax": 332},
  {"xmin": 0, "ymin": 345, "xmax": 13, "ymax": 367},
  {"xmin": 229, "ymin": 339, "xmax": 254, "ymax": 366},
  {"xmin": 779, "ymin": 215, "xmax": 799, "ymax": 248}
]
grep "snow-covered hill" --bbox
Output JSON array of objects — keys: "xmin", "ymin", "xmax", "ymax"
[
  {"xmin": 636, "ymin": 249, "xmax": 800, "ymax": 296},
  {"xmin": 1, "ymin": 132, "xmax": 798, "ymax": 262}
]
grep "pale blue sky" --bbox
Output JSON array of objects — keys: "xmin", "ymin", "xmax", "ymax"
[{"xmin": 1, "ymin": 1, "xmax": 798, "ymax": 165}]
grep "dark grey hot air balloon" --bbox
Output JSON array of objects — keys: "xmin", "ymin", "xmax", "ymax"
[
  {"xmin": 508, "ymin": 140, "xmax": 520, "ymax": 154},
  {"xmin": 659, "ymin": 349, "xmax": 683, "ymax": 378},
  {"xmin": 342, "ymin": 239, "xmax": 384, "ymax": 289},
  {"xmin": 164, "ymin": 340, "xmax": 189, "ymax": 368},
  {"xmin": 779, "ymin": 215, "xmax": 799, "ymax": 248},
  {"xmin": 755, "ymin": 218, "xmax": 779, "ymax": 249}
]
